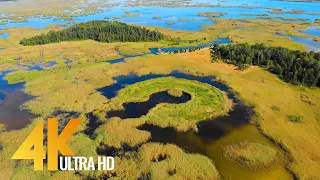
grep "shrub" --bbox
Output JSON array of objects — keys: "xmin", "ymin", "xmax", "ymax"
[
  {"xmin": 270, "ymin": 106, "xmax": 281, "ymax": 112},
  {"xmin": 167, "ymin": 89, "xmax": 183, "ymax": 97},
  {"xmin": 287, "ymin": 114, "xmax": 304, "ymax": 123}
]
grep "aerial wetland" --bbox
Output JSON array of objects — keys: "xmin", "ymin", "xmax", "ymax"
[{"xmin": 0, "ymin": 0, "xmax": 320, "ymax": 180}]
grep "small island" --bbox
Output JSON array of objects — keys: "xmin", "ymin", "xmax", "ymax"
[
  {"xmin": 223, "ymin": 142, "xmax": 279, "ymax": 170},
  {"xmin": 20, "ymin": 21, "xmax": 165, "ymax": 46},
  {"xmin": 166, "ymin": 22, "xmax": 176, "ymax": 25},
  {"xmin": 198, "ymin": 12, "xmax": 227, "ymax": 17}
]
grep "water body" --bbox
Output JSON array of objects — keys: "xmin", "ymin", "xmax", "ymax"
[
  {"xmin": 0, "ymin": 89, "xmax": 36, "ymax": 131},
  {"xmin": 277, "ymin": 34, "xmax": 320, "ymax": 52},
  {"xmin": 304, "ymin": 26, "xmax": 320, "ymax": 38},
  {"xmin": 108, "ymin": 38, "xmax": 230, "ymax": 64},
  {"xmin": 0, "ymin": 32, "xmax": 9, "ymax": 40},
  {"xmin": 0, "ymin": 71, "xmax": 24, "ymax": 92},
  {"xmin": 107, "ymin": 91, "xmax": 191, "ymax": 119},
  {"xmin": 149, "ymin": 37, "xmax": 230, "ymax": 54},
  {"xmin": 0, "ymin": 0, "xmax": 319, "ymax": 30},
  {"xmin": 0, "ymin": 62, "xmax": 56, "ymax": 130},
  {"xmin": 97, "ymin": 71, "xmax": 291, "ymax": 179}
]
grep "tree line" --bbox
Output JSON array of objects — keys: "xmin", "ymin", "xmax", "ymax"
[
  {"xmin": 210, "ymin": 43, "xmax": 320, "ymax": 87},
  {"xmin": 20, "ymin": 21, "xmax": 165, "ymax": 46}
]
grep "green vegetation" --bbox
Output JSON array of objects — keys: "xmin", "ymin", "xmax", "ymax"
[
  {"xmin": 167, "ymin": 89, "xmax": 183, "ymax": 97},
  {"xmin": 198, "ymin": 12, "xmax": 227, "ymax": 17},
  {"xmin": 113, "ymin": 77, "xmax": 231, "ymax": 131},
  {"xmin": 20, "ymin": 21, "xmax": 164, "ymax": 46},
  {"xmin": 223, "ymin": 142, "xmax": 279, "ymax": 170},
  {"xmin": 271, "ymin": 105, "xmax": 281, "ymax": 112},
  {"xmin": 211, "ymin": 43, "xmax": 320, "ymax": 87},
  {"xmin": 287, "ymin": 114, "xmax": 304, "ymax": 123}
]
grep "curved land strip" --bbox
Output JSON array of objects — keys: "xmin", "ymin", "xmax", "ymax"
[{"xmin": 112, "ymin": 77, "xmax": 231, "ymax": 131}]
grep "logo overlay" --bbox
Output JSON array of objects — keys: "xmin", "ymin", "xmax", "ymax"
[{"xmin": 11, "ymin": 118, "xmax": 114, "ymax": 171}]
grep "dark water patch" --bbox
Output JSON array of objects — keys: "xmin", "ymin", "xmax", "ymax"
[
  {"xmin": 108, "ymin": 58, "xmax": 125, "ymax": 64},
  {"xmin": 0, "ymin": 91, "xmax": 6, "ymax": 100},
  {"xmin": 84, "ymin": 113, "xmax": 103, "ymax": 137},
  {"xmin": 107, "ymin": 91, "xmax": 191, "ymax": 119},
  {"xmin": 98, "ymin": 71, "xmax": 229, "ymax": 99},
  {"xmin": 0, "ymin": 89, "xmax": 36, "ymax": 130},
  {"xmin": 138, "ymin": 102, "xmax": 252, "ymax": 146},
  {"xmin": 0, "ymin": 48, "xmax": 4, "ymax": 50}
]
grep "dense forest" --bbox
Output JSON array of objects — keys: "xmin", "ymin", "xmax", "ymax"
[
  {"xmin": 20, "ymin": 21, "xmax": 165, "ymax": 45},
  {"xmin": 210, "ymin": 43, "xmax": 320, "ymax": 87}
]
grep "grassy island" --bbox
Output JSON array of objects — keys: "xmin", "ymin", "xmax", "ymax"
[
  {"xmin": 223, "ymin": 142, "xmax": 279, "ymax": 170},
  {"xmin": 20, "ymin": 21, "xmax": 165, "ymax": 45},
  {"xmin": 112, "ymin": 77, "xmax": 231, "ymax": 131},
  {"xmin": 198, "ymin": 12, "xmax": 227, "ymax": 17},
  {"xmin": 166, "ymin": 22, "xmax": 176, "ymax": 25}
]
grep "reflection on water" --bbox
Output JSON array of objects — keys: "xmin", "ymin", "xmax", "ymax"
[{"xmin": 0, "ymin": 89, "xmax": 36, "ymax": 130}]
